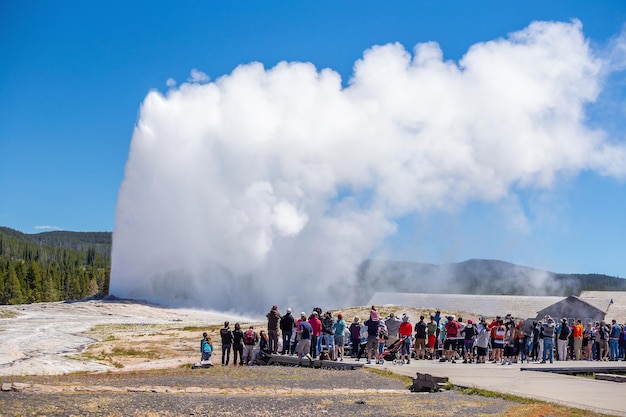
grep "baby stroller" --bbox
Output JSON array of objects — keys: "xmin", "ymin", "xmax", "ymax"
[{"xmin": 379, "ymin": 337, "xmax": 406, "ymax": 365}]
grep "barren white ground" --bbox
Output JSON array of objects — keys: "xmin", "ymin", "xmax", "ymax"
[{"xmin": 0, "ymin": 300, "xmax": 253, "ymax": 376}]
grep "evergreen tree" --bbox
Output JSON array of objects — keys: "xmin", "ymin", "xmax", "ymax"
[
  {"xmin": 0, "ymin": 263, "xmax": 5, "ymax": 302},
  {"xmin": 4, "ymin": 264, "xmax": 24, "ymax": 305},
  {"xmin": 25, "ymin": 261, "xmax": 43, "ymax": 302}
]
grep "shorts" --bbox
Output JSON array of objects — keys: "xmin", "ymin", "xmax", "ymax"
[
  {"xmin": 428, "ymin": 335, "xmax": 436, "ymax": 349},
  {"xmin": 476, "ymin": 346, "xmax": 488, "ymax": 357},
  {"xmin": 443, "ymin": 339, "xmax": 457, "ymax": 350},
  {"xmin": 414, "ymin": 338, "xmax": 427, "ymax": 350},
  {"xmin": 503, "ymin": 346, "xmax": 515, "ymax": 356},
  {"xmin": 296, "ymin": 339, "xmax": 311, "ymax": 357},
  {"xmin": 366, "ymin": 335, "xmax": 378, "ymax": 352},
  {"xmin": 334, "ymin": 336, "xmax": 344, "ymax": 347}
]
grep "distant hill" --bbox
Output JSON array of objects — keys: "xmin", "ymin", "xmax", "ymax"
[
  {"xmin": 0, "ymin": 227, "xmax": 111, "ymax": 305},
  {"xmin": 0, "ymin": 227, "xmax": 111, "ymax": 254},
  {"xmin": 355, "ymin": 258, "xmax": 626, "ymax": 304},
  {"xmin": 3, "ymin": 225, "xmax": 624, "ymax": 307}
]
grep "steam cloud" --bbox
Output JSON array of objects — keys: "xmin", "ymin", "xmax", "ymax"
[{"xmin": 111, "ymin": 21, "xmax": 626, "ymax": 313}]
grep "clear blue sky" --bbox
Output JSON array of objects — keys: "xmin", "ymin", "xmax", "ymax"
[{"xmin": 1, "ymin": 1, "xmax": 625, "ymax": 277}]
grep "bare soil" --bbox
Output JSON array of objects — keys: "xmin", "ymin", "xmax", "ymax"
[{"xmin": 1, "ymin": 366, "xmax": 516, "ymax": 417}]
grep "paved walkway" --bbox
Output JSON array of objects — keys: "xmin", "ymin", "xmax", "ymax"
[{"xmin": 365, "ymin": 359, "xmax": 626, "ymax": 416}]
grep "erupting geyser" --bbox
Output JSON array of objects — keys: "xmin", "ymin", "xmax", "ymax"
[{"xmin": 110, "ymin": 21, "xmax": 626, "ymax": 313}]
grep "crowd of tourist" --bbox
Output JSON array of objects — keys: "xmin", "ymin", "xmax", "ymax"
[{"xmin": 200, "ymin": 304, "xmax": 626, "ymax": 366}]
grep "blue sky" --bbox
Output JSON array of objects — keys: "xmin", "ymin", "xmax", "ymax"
[{"xmin": 2, "ymin": 1, "xmax": 626, "ymax": 278}]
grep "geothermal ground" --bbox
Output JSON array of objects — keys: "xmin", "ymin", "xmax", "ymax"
[{"xmin": 0, "ymin": 299, "xmax": 254, "ymax": 376}]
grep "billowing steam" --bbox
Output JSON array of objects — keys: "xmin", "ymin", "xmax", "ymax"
[{"xmin": 110, "ymin": 20, "xmax": 626, "ymax": 313}]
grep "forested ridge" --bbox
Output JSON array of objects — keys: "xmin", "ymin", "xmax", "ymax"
[
  {"xmin": 0, "ymin": 227, "xmax": 111, "ymax": 305},
  {"xmin": 3, "ymin": 224, "xmax": 625, "ymax": 307}
]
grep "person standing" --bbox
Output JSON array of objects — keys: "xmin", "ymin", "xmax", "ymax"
[
  {"xmin": 321, "ymin": 311, "xmax": 336, "ymax": 359},
  {"xmin": 444, "ymin": 316, "xmax": 460, "ymax": 363},
  {"xmin": 532, "ymin": 321, "xmax": 541, "ymax": 361},
  {"xmin": 332, "ymin": 313, "xmax": 347, "ymax": 361},
  {"xmin": 399, "ymin": 313, "xmax": 413, "ymax": 364},
  {"xmin": 242, "ymin": 326, "xmax": 259, "ymax": 366},
  {"xmin": 556, "ymin": 318, "xmax": 570, "ymax": 361},
  {"xmin": 475, "ymin": 319, "xmax": 490, "ymax": 363},
  {"xmin": 609, "ymin": 319, "xmax": 621, "ymax": 361},
  {"xmin": 502, "ymin": 324, "xmax": 516, "ymax": 365},
  {"xmin": 492, "ymin": 321, "xmax": 505, "ymax": 364},
  {"xmin": 583, "ymin": 322, "xmax": 594, "ymax": 361},
  {"xmin": 541, "ymin": 317, "xmax": 556, "ymax": 363},
  {"xmin": 232, "ymin": 322, "xmax": 244, "ymax": 366},
  {"xmin": 279, "ymin": 308, "xmax": 295, "ymax": 354},
  {"xmin": 296, "ymin": 313, "xmax": 313, "ymax": 360},
  {"xmin": 385, "ymin": 313, "xmax": 401, "ymax": 346},
  {"xmin": 460, "ymin": 319, "xmax": 476, "ymax": 363},
  {"xmin": 598, "ymin": 321, "xmax": 610, "ymax": 361},
  {"xmin": 364, "ymin": 314, "xmax": 380, "ymax": 364},
  {"xmin": 414, "ymin": 315, "xmax": 428, "ymax": 360},
  {"xmin": 572, "ymin": 319, "xmax": 584, "ymax": 360},
  {"xmin": 434, "ymin": 310, "xmax": 441, "ymax": 340},
  {"xmin": 219, "ymin": 321, "xmax": 233, "ymax": 366},
  {"xmin": 349, "ymin": 317, "xmax": 362, "ymax": 358},
  {"xmin": 426, "ymin": 315, "xmax": 438, "ymax": 360},
  {"xmin": 308, "ymin": 311, "xmax": 322, "ymax": 358},
  {"xmin": 266, "ymin": 305, "xmax": 282, "ymax": 354}
]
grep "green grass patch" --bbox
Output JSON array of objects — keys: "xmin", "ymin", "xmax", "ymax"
[
  {"xmin": 457, "ymin": 385, "xmax": 613, "ymax": 416},
  {"xmin": 181, "ymin": 326, "xmax": 206, "ymax": 332},
  {"xmin": 182, "ymin": 324, "xmax": 222, "ymax": 332},
  {"xmin": 457, "ymin": 386, "xmax": 535, "ymax": 404},
  {"xmin": 110, "ymin": 347, "xmax": 161, "ymax": 359},
  {"xmin": 364, "ymin": 367, "xmax": 414, "ymax": 388}
]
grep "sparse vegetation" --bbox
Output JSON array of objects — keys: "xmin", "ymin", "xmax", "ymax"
[
  {"xmin": 363, "ymin": 367, "xmax": 413, "ymax": 388},
  {"xmin": 0, "ymin": 308, "xmax": 19, "ymax": 319},
  {"xmin": 456, "ymin": 386, "xmax": 610, "ymax": 416},
  {"xmin": 110, "ymin": 347, "xmax": 161, "ymax": 359}
]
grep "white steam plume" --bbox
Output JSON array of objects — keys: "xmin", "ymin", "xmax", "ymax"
[{"xmin": 111, "ymin": 20, "xmax": 626, "ymax": 313}]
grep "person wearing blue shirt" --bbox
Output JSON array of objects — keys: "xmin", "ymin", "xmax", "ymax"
[
  {"xmin": 332, "ymin": 313, "xmax": 347, "ymax": 361},
  {"xmin": 609, "ymin": 319, "xmax": 621, "ymax": 361}
]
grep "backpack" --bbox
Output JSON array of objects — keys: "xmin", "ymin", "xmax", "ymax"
[
  {"xmin": 243, "ymin": 329, "xmax": 255, "ymax": 345},
  {"xmin": 377, "ymin": 323, "xmax": 388, "ymax": 339},
  {"xmin": 322, "ymin": 316, "xmax": 334, "ymax": 334},
  {"xmin": 600, "ymin": 325, "xmax": 609, "ymax": 340}
]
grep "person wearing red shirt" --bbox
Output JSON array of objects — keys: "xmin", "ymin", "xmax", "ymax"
[
  {"xmin": 308, "ymin": 311, "xmax": 322, "ymax": 358},
  {"xmin": 399, "ymin": 313, "xmax": 413, "ymax": 364}
]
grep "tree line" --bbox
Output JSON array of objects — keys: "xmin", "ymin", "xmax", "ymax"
[{"xmin": 0, "ymin": 227, "xmax": 111, "ymax": 305}]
